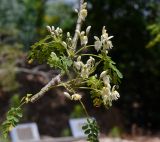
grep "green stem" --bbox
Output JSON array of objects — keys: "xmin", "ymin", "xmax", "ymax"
[
  {"xmin": 78, "ymin": 86, "xmax": 101, "ymax": 93},
  {"xmin": 81, "ymin": 54, "xmax": 101, "ymax": 58},
  {"xmin": 79, "ymin": 100, "xmax": 90, "ymax": 118},
  {"xmin": 75, "ymin": 45, "xmax": 95, "ymax": 55}
]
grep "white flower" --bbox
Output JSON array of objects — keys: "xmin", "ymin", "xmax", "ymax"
[
  {"xmin": 74, "ymin": 9, "xmax": 78, "ymax": 13},
  {"xmin": 51, "ymin": 52, "xmax": 57, "ymax": 57},
  {"xmin": 86, "ymin": 56, "xmax": 95, "ymax": 68},
  {"xmin": 94, "ymin": 36, "xmax": 102, "ymax": 52},
  {"xmin": 94, "ymin": 40, "xmax": 102, "ymax": 52},
  {"xmin": 111, "ymin": 90, "xmax": 120, "ymax": 100},
  {"xmin": 86, "ymin": 26, "xmax": 91, "ymax": 35},
  {"xmin": 100, "ymin": 71, "xmax": 107, "ymax": 78},
  {"xmin": 74, "ymin": 56, "xmax": 83, "ymax": 70},
  {"xmin": 80, "ymin": 9, "xmax": 87, "ymax": 21},
  {"xmin": 81, "ymin": 35, "xmax": 88, "ymax": 45},
  {"xmin": 77, "ymin": 56, "xmax": 81, "ymax": 61},
  {"xmin": 81, "ymin": 65, "xmax": 89, "ymax": 78},
  {"xmin": 74, "ymin": 61, "xmax": 82, "ymax": 70},
  {"xmin": 46, "ymin": 26, "xmax": 52, "ymax": 33},
  {"xmin": 111, "ymin": 85, "xmax": 120, "ymax": 100},
  {"xmin": 102, "ymin": 40, "xmax": 113, "ymax": 50},
  {"xmin": 62, "ymin": 41, "xmax": 67, "ymax": 48},
  {"xmin": 64, "ymin": 92, "xmax": 71, "ymax": 99},
  {"xmin": 71, "ymin": 93, "xmax": 82, "ymax": 101},
  {"xmin": 101, "ymin": 87, "xmax": 111, "ymax": 97},
  {"xmin": 107, "ymin": 40, "xmax": 113, "ymax": 49},
  {"xmin": 82, "ymin": 2, "xmax": 87, "ymax": 9},
  {"xmin": 67, "ymin": 32, "xmax": 70, "ymax": 38},
  {"xmin": 103, "ymin": 76, "xmax": 111, "ymax": 88},
  {"xmin": 51, "ymin": 26, "xmax": 55, "ymax": 31}
]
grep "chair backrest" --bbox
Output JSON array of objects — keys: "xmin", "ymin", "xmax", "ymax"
[
  {"xmin": 10, "ymin": 123, "xmax": 40, "ymax": 142},
  {"xmin": 69, "ymin": 118, "xmax": 87, "ymax": 138}
]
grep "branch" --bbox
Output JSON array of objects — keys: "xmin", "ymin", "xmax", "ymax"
[
  {"xmin": 30, "ymin": 74, "xmax": 61, "ymax": 103},
  {"xmin": 72, "ymin": 0, "xmax": 84, "ymax": 50},
  {"xmin": 26, "ymin": 1, "xmax": 84, "ymax": 103}
]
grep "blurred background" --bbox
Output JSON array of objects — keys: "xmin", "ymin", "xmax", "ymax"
[{"xmin": 0, "ymin": 0, "xmax": 160, "ymax": 139}]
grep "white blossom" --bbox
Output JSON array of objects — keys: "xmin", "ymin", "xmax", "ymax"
[
  {"xmin": 71, "ymin": 93, "xmax": 82, "ymax": 101},
  {"xmin": 67, "ymin": 32, "xmax": 70, "ymax": 38},
  {"xmin": 64, "ymin": 92, "xmax": 71, "ymax": 99},
  {"xmin": 77, "ymin": 56, "xmax": 81, "ymax": 61},
  {"xmin": 62, "ymin": 41, "xmax": 67, "ymax": 48},
  {"xmin": 74, "ymin": 61, "xmax": 82, "ymax": 70},
  {"xmin": 46, "ymin": 26, "xmax": 52, "ymax": 33},
  {"xmin": 100, "ymin": 71, "xmax": 107, "ymax": 78},
  {"xmin": 111, "ymin": 90, "xmax": 120, "ymax": 100},
  {"xmin": 86, "ymin": 56, "xmax": 95, "ymax": 68},
  {"xmin": 74, "ymin": 9, "xmax": 78, "ymax": 13},
  {"xmin": 81, "ymin": 35, "xmax": 88, "ymax": 45},
  {"xmin": 101, "ymin": 87, "xmax": 111, "ymax": 97},
  {"xmin": 111, "ymin": 86, "xmax": 120, "ymax": 100},
  {"xmin": 81, "ymin": 65, "xmax": 89, "ymax": 78},
  {"xmin": 86, "ymin": 26, "xmax": 91, "ymax": 35},
  {"xmin": 80, "ymin": 9, "xmax": 87, "ymax": 21},
  {"xmin": 103, "ymin": 76, "xmax": 111, "ymax": 88},
  {"xmin": 94, "ymin": 26, "xmax": 114, "ymax": 53},
  {"xmin": 74, "ymin": 56, "xmax": 83, "ymax": 70},
  {"xmin": 94, "ymin": 40, "xmax": 102, "ymax": 52}
]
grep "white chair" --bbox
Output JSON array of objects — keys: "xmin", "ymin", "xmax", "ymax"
[{"xmin": 10, "ymin": 123, "xmax": 40, "ymax": 142}]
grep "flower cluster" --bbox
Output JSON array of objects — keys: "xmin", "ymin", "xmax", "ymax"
[
  {"xmin": 94, "ymin": 26, "xmax": 113, "ymax": 53},
  {"xmin": 76, "ymin": 26, "xmax": 91, "ymax": 46},
  {"xmin": 46, "ymin": 26, "xmax": 63, "ymax": 38},
  {"xmin": 100, "ymin": 71, "xmax": 120, "ymax": 106},
  {"xmin": 64, "ymin": 92, "xmax": 82, "ymax": 101},
  {"xmin": 74, "ymin": 56, "xmax": 95, "ymax": 78},
  {"xmin": 79, "ymin": 1, "xmax": 88, "ymax": 21}
]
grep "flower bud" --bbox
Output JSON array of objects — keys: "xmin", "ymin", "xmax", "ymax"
[
  {"xmin": 86, "ymin": 26, "xmax": 91, "ymax": 35},
  {"xmin": 80, "ymin": 9, "xmax": 87, "ymax": 20},
  {"xmin": 100, "ymin": 71, "xmax": 107, "ymax": 78},
  {"xmin": 62, "ymin": 41, "xmax": 67, "ymax": 48},
  {"xmin": 64, "ymin": 92, "xmax": 71, "ymax": 99},
  {"xmin": 46, "ymin": 26, "xmax": 52, "ymax": 32},
  {"xmin": 71, "ymin": 93, "xmax": 82, "ymax": 101}
]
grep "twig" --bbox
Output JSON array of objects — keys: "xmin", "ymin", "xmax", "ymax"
[{"xmin": 30, "ymin": 74, "xmax": 61, "ymax": 103}]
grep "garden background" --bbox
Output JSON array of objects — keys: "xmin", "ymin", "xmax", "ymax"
[{"xmin": 0, "ymin": 0, "xmax": 160, "ymax": 138}]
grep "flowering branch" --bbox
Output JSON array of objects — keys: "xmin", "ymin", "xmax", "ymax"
[
  {"xmin": 73, "ymin": 0, "xmax": 87, "ymax": 50},
  {"xmin": 1, "ymin": 0, "xmax": 122, "ymax": 141}
]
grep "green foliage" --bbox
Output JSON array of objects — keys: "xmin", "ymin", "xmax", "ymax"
[
  {"xmin": 87, "ymin": 76, "xmax": 103, "ymax": 107},
  {"xmin": 101, "ymin": 55, "xmax": 123, "ymax": 84},
  {"xmin": 10, "ymin": 95, "xmax": 20, "ymax": 108},
  {"xmin": 1, "ymin": 94, "xmax": 32, "ymax": 138},
  {"xmin": 0, "ymin": 44, "xmax": 23, "ymax": 92},
  {"xmin": 147, "ymin": 24, "xmax": 160, "ymax": 48},
  {"xmin": 48, "ymin": 54, "xmax": 72, "ymax": 74},
  {"xmin": 1, "ymin": 0, "xmax": 123, "ymax": 139},
  {"xmin": 82, "ymin": 118, "xmax": 99, "ymax": 142},
  {"xmin": 29, "ymin": 35, "xmax": 66, "ymax": 63},
  {"xmin": 0, "ymin": 107, "xmax": 23, "ymax": 138}
]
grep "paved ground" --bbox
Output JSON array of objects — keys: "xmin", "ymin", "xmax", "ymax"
[{"xmin": 40, "ymin": 136, "xmax": 160, "ymax": 142}]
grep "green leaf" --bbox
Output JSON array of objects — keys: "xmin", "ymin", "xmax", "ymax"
[
  {"xmin": 82, "ymin": 124, "xmax": 88, "ymax": 130},
  {"xmin": 109, "ymin": 63, "xmax": 123, "ymax": 79},
  {"xmin": 84, "ymin": 129, "xmax": 91, "ymax": 134},
  {"xmin": 29, "ymin": 35, "xmax": 67, "ymax": 63}
]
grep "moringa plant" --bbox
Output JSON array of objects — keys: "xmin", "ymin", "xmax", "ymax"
[{"xmin": 1, "ymin": 0, "xmax": 122, "ymax": 141}]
